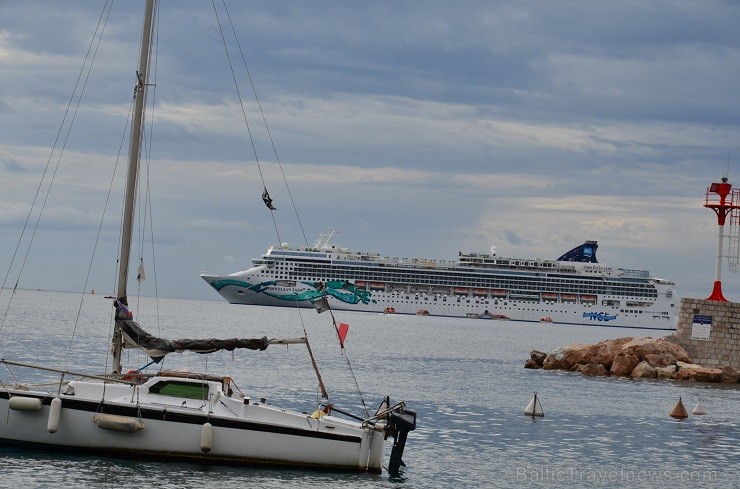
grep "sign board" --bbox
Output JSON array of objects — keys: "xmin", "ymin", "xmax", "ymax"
[{"xmin": 691, "ymin": 314, "xmax": 712, "ymax": 340}]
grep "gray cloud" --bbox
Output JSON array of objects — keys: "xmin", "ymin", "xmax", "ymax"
[{"xmin": 0, "ymin": 0, "xmax": 738, "ymax": 301}]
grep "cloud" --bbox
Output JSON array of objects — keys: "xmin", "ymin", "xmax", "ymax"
[{"xmin": 0, "ymin": 0, "xmax": 738, "ymax": 302}]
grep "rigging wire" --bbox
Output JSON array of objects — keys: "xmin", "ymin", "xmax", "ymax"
[
  {"xmin": 327, "ymin": 308, "xmax": 370, "ymax": 418},
  {"xmin": 139, "ymin": 0, "xmax": 162, "ymax": 339},
  {"xmin": 210, "ymin": 0, "xmax": 284, "ymax": 247},
  {"xmin": 0, "ymin": 1, "xmax": 115, "ymax": 337},
  {"xmin": 213, "ymin": 1, "xmax": 370, "ymax": 413},
  {"xmin": 221, "ymin": 0, "xmax": 309, "ymax": 247}
]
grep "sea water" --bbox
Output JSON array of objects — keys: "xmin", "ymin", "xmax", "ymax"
[{"xmin": 0, "ymin": 289, "xmax": 737, "ymax": 488}]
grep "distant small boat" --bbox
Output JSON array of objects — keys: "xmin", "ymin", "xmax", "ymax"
[
  {"xmin": 384, "ymin": 307, "xmax": 397, "ymax": 315},
  {"xmin": 416, "ymin": 309, "xmax": 430, "ymax": 316},
  {"xmin": 540, "ymin": 316, "xmax": 553, "ymax": 323},
  {"xmin": 492, "ymin": 314, "xmax": 511, "ymax": 321}
]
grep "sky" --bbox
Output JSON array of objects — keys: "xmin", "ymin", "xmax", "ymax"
[{"xmin": 1, "ymin": 0, "xmax": 740, "ymax": 303}]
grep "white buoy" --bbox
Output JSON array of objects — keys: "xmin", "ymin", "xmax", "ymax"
[
  {"xmin": 200, "ymin": 422, "xmax": 213, "ymax": 452},
  {"xmin": 692, "ymin": 402, "xmax": 707, "ymax": 415},
  {"xmin": 47, "ymin": 397, "xmax": 62, "ymax": 433},
  {"xmin": 524, "ymin": 392, "xmax": 544, "ymax": 417}
]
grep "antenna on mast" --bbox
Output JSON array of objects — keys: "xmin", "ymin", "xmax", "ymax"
[{"xmin": 726, "ymin": 151, "xmax": 731, "ymax": 179}]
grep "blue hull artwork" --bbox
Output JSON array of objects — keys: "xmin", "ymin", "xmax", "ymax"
[
  {"xmin": 583, "ymin": 312, "xmax": 618, "ymax": 321},
  {"xmin": 209, "ymin": 279, "xmax": 374, "ymax": 305}
]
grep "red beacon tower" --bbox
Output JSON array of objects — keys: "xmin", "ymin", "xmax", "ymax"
[{"xmin": 704, "ymin": 177, "xmax": 740, "ymax": 301}]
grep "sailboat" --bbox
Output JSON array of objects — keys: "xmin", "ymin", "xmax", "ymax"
[{"xmin": 0, "ymin": 0, "xmax": 414, "ymax": 473}]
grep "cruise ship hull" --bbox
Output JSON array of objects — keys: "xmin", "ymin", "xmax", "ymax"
[{"xmin": 201, "ymin": 274, "xmax": 677, "ymax": 330}]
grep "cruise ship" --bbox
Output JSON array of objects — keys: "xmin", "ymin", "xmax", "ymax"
[{"xmin": 201, "ymin": 230, "xmax": 677, "ymax": 330}]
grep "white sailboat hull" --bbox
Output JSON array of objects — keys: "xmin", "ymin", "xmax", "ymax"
[{"xmin": 0, "ymin": 377, "xmax": 386, "ymax": 472}]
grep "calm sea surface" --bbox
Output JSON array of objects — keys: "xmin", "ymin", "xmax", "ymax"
[{"xmin": 0, "ymin": 289, "xmax": 737, "ymax": 488}]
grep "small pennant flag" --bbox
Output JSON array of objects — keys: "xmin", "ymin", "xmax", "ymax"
[
  {"xmin": 262, "ymin": 187, "xmax": 276, "ymax": 210},
  {"xmin": 338, "ymin": 322, "xmax": 349, "ymax": 349}
]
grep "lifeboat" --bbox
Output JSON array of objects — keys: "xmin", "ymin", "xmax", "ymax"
[
  {"xmin": 354, "ymin": 281, "xmax": 366, "ymax": 288},
  {"xmin": 383, "ymin": 307, "xmax": 396, "ymax": 314},
  {"xmin": 542, "ymin": 293, "xmax": 558, "ymax": 300},
  {"xmin": 370, "ymin": 282, "xmax": 385, "ymax": 290},
  {"xmin": 452, "ymin": 288, "xmax": 469, "ymax": 295},
  {"xmin": 492, "ymin": 289, "xmax": 507, "ymax": 297},
  {"xmin": 561, "ymin": 294, "xmax": 577, "ymax": 301},
  {"xmin": 580, "ymin": 295, "xmax": 597, "ymax": 302},
  {"xmin": 472, "ymin": 288, "xmax": 488, "ymax": 296},
  {"xmin": 416, "ymin": 309, "xmax": 430, "ymax": 316}
]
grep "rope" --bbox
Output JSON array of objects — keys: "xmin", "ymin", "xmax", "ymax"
[
  {"xmin": 0, "ymin": 1, "xmax": 114, "ymax": 339},
  {"xmin": 210, "ymin": 0, "xmax": 284, "ymax": 246},
  {"xmin": 220, "ymin": 0, "xmax": 309, "ymax": 247},
  {"xmin": 328, "ymin": 307, "xmax": 370, "ymax": 418}
]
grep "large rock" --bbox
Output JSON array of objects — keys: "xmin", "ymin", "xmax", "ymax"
[
  {"xmin": 610, "ymin": 354, "xmax": 640, "ymax": 376},
  {"xmin": 542, "ymin": 344, "xmax": 592, "ymax": 371},
  {"xmin": 643, "ymin": 353, "xmax": 677, "ymax": 368},
  {"xmin": 619, "ymin": 337, "xmax": 691, "ymax": 363},
  {"xmin": 576, "ymin": 363, "xmax": 609, "ymax": 376},
  {"xmin": 588, "ymin": 337, "xmax": 634, "ymax": 368},
  {"xmin": 720, "ymin": 366, "xmax": 739, "ymax": 384},
  {"xmin": 530, "ymin": 350, "xmax": 547, "ymax": 367},
  {"xmin": 675, "ymin": 367, "xmax": 723, "ymax": 383},
  {"xmin": 524, "ymin": 358, "xmax": 541, "ymax": 369},
  {"xmin": 630, "ymin": 361, "xmax": 657, "ymax": 379},
  {"xmin": 676, "ymin": 361, "xmax": 703, "ymax": 370},
  {"xmin": 542, "ymin": 337, "xmax": 632, "ymax": 371},
  {"xmin": 655, "ymin": 365, "xmax": 677, "ymax": 379}
]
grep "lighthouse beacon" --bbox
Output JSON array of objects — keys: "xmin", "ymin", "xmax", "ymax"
[{"xmin": 703, "ymin": 177, "xmax": 740, "ymax": 301}]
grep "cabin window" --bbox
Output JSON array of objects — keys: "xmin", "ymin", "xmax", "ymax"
[{"xmin": 148, "ymin": 381, "xmax": 209, "ymax": 399}]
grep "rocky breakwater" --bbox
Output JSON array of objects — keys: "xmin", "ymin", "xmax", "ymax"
[{"xmin": 525, "ymin": 336, "xmax": 739, "ymax": 384}]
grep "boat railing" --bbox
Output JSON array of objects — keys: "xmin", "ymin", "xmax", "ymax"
[{"xmin": 0, "ymin": 358, "xmax": 134, "ymax": 390}]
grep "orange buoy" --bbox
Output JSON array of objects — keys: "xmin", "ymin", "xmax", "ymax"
[{"xmin": 670, "ymin": 397, "xmax": 688, "ymax": 419}]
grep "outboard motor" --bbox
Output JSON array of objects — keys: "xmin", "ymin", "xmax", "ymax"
[{"xmin": 381, "ymin": 397, "xmax": 417, "ymax": 474}]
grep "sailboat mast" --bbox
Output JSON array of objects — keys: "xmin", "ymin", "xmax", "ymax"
[{"xmin": 112, "ymin": 0, "xmax": 156, "ymax": 375}]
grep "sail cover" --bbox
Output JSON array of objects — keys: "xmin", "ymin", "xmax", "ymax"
[{"xmin": 118, "ymin": 319, "xmax": 269, "ymax": 362}]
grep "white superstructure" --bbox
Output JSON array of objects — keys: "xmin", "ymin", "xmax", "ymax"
[{"xmin": 202, "ymin": 230, "xmax": 678, "ymax": 330}]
